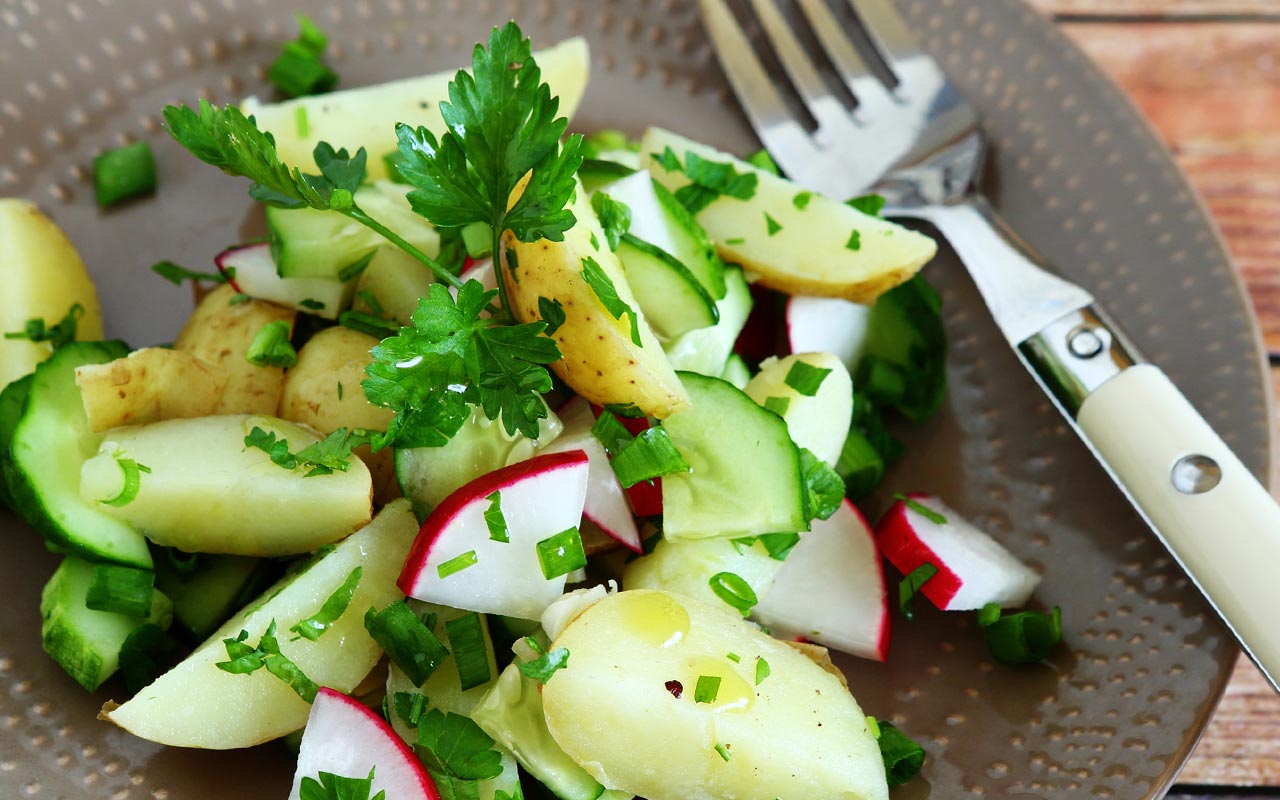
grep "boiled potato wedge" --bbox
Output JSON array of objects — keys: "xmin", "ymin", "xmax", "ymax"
[
  {"xmin": 102, "ymin": 501, "xmax": 416, "ymax": 748},
  {"xmin": 640, "ymin": 128, "xmax": 936, "ymax": 303},
  {"xmin": 280, "ymin": 326, "xmax": 397, "ymax": 502},
  {"xmin": 79, "ymin": 414, "xmax": 372, "ymax": 556},
  {"xmin": 743, "ymin": 352, "xmax": 853, "ymax": 466},
  {"xmin": 174, "ymin": 284, "xmax": 295, "ymax": 415},
  {"xmin": 501, "ymin": 182, "xmax": 690, "ymax": 418},
  {"xmin": 242, "ymin": 37, "xmax": 589, "ymax": 181},
  {"xmin": 542, "ymin": 589, "xmax": 887, "ymax": 800},
  {"xmin": 75, "ymin": 347, "xmax": 228, "ymax": 432},
  {"xmin": 622, "ymin": 536, "xmax": 783, "ymax": 616},
  {"xmin": 0, "ymin": 199, "xmax": 104, "ymax": 388}
]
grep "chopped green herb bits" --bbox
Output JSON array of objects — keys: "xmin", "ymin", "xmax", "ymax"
[
  {"xmin": 99, "ymin": 450, "xmax": 149, "ymax": 507},
  {"xmin": 609, "ymin": 427, "xmax": 690, "ymax": 488},
  {"xmin": 437, "ymin": 550, "xmax": 479, "ymax": 579},
  {"xmin": 294, "ymin": 106, "xmax": 310, "ymax": 138},
  {"xmin": 754, "ymin": 656, "xmax": 770, "ymax": 685},
  {"xmin": 85, "ymin": 563, "xmax": 154, "ymax": 618},
  {"xmin": 94, "ymin": 141, "xmax": 157, "ymax": 207},
  {"xmin": 792, "ymin": 190, "xmax": 813, "ymax": 210},
  {"xmin": 977, "ymin": 604, "xmax": 1063, "ymax": 665},
  {"xmin": 694, "ymin": 674, "xmax": 722, "ymax": 703},
  {"xmin": 894, "ymin": 494, "xmax": 948, "ymax": 526},
  {"xmin": 151, "ymin": 260, "xmax": 227, "ymax": 287},
  {"xmin": 338, "ymin": 310, "xmax": 399, "ymax": 339},
  {"xmin": 336, "ymin": 249, "xmax": 377, "ymax": 282},
  {"xmin": 245, "ymin": 319, "xmax": 297, "ymax": 368},
  {"xmin": 714, "ymin": 743, "xmax": 732, "ymax": 762},
  {"xmin": 763, "ymin": 396, "xmax": 790, "ymax": 416},
  {"xmin": 726, "ymin": 652, "xmax": 741, "ymax": 663},
  {"xmin": 414, "ymin": 708, "xmax": 505, "ymax": 781},
  {"xmin": 356, "ymin": 289, "xmax": 384, "ymax": 317},
  {"xmin": 865, "ymin": 715, "xmax": 882, "ymax": 739},
  {"xmin": 764, "ymin": 212, "xmax": 782, "ymax": 237},
  {"xmin": 580, "ymin": 256, "xmax": 642, "ymax": 347},
  {"xmin": 845, "ymin": 229, "xmax": 862, "ymax": 251},
  {"xmin": 784, "ymin": 361, "xmax": 833, "ymax": 397},
  {"xmin": 394, "ymin": 691, "xmax": 429, "ymax": 728},
  {"xmin": 518, "ymin": 645, "xmax": 570, "ymax": 684},
  {"xmin": 590, "ymin": 231, "xmax": 600, "ymax": 250},
  {"xmin": 708, "ymin": 571, "xmax": 758, "ymax": 617},
  {"xmin": 363, "ymin": 601, "xmax": 450, "ymax": 686},
  {"xmin": 229, "ymin": 292, "xmax": 251, "ymax": 305},
  {"xmin": 216, "ymin": 620, "xmax": 319, "ymax": 702},
  {"xmin": 591, "ymin": 410, "xmax": 635, "ymax": 455},
  {"xmin": 652, "ymin": 147, "xmax": 758, "ymax": 214},
  {"xmin": 591, "ymin": 192, "xmax": 632, "ymax": 250},
  {"xmin": 300, "ymin": 769, "xmax": 381, "ymax": 800},
  {"xmin": 538, "ymin": 296, "xmax": 566, "ymax": 335},
  {"xmin": 484, "ymin": 491, "xmax": 510, "ymax": 543},
  {"xmin": 746, "ymin": 147, "xmax": 780, "ymax": 175},
  {"xmin": 289, "ymin": 566, "xmax": 361, "ymax": 641},
  {"xmin": 299, "ymin": 298, "xmax": 325, "ymax": 311},
  {"xmin": 873, "ymin": 720, "xmax": 926, "ymax": 786},
  {"xmin": 725, "ymin": 237, "xmax": 746, "ymax": 245},
  {"xmin": 445, "ymin": 612, "xmax": 493, "ymax": 691},
  {"xmin": 268, "ymin": 14, "xmax": 337, "ymax": 99},
  {"xmin": 898, "ymin": 562, "xmax": 938, "ymax": 621},
  {"xmin": 847, "ymin": 193, "xmax": 887, "ymax": 217},
  {"xmin": 536, "ymin": 527, "xmax": 588, "ymax": 579}
]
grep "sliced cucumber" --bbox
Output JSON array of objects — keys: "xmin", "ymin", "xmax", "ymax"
[
  {"xmin": 267, "ymin": 183, "xmax": 439, "ymax": 279},
  {"xmin": 663, "ymin": 265, "xmax": 752, "ymax": 377},
  {"xmin": 601, "ymin": 171, "xmax": 725, "ymax": 299},
  {"xmin": 40, "ymin": 556, "xmax": 173, "ymax": 691},
  {"xmin": 578, "ymin": 158, "xmax": 636, "ymax": 194},
  {"xmin": 614, "ymin": 234, "xmax": 717, "ymax": 340},
  {"xmin": 154, "ymin": 553, "xmax": 272, "ymax": 640},
  {"xmin": 0, "ymin": 373, "xmax": 33, "ymax": 510},
  {"xmin": 660, "ymin": 372, "xmax": 805, "ymax": 540},
  {"xmin": 7, "ymin": 341, "xmax": 152, "ymax": 568}
]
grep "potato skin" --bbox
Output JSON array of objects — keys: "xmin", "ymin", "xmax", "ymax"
[
  {"xmin": 175, "ymin": 284, "xmax": 295, "ymax": 414},
  {"xmin": 75, "ymin": 348, "xmax": 227, "ymax": 432},
  {"xmin": 500, "ymin": 185, "xmax": 690, "ymax": 419},
  {"xmin": 542, "ymin": 589, "xmax": 888, "ymax": 800}
]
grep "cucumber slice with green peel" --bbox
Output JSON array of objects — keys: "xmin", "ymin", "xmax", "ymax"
[
  {"xmin": 663, "ymin": 266, "xmax": 753, "ymax": 377},
  {"xmin": 267, "ymin": 183, "xmax": 439, "ymax": 279},
  {"xmin": 614, "ymin": 234, "xmax": 717, "ymax": 340},
  {"xmin": 154, "ymin": 553, "xmax": 273, "ymax": 640},
  {"xmin": 0, "ymin": 373, "xmax": 33, "ymax": 510},
  {"xmin": 601, "ymin": 171, "xmax": 725, "ymax": 300},
  {"xmin": 40, "ymin": 556, "xmax": 173, "ymax": 691},
  {"xmin": 660, "ymin": 372, "xmax": 806, "ymax": 541},
  {"xmin": 8, "ymin": 341, "xmax": 152, "ymax": 568},
  {"xmin": 578, "ymin": 158, "xmax": 636, "ymax": 194}
]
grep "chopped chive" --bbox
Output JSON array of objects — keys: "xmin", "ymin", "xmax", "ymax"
[
  {"xmin": 245, "ymin": 319, "xmax": 297, "ymax": 368},
  {"xmin": 764, "ymin": 212, "xmax": 782, "ymax": 237},
  {"xmin": 99, "ymin": 450, "xmax": 148, "ymax": 507},
  {"xmin": 866, "ymin": 715, "xmax": 882, "ymax": 739},
  {"xmin": 94, "ymin": 141, "xmax": 157, "ymax": 207},
  {"xmin": 356, "ymin": 289, "xmax": 384, "ymax": 316},
  {"xmin": 151, "ymin": 260, "xmax": 227, "ymax": 286},
  {"xmin": 714, "ymin": 743, "xmax": 732, "ymax": 762},
  {"xmin": 336, "ymin": 249, "xmax": 377, "ymax": 282},
  {"xmin": 898, "ymin": 562, "xmax": 938, "ymax": 621},
  {"xmin": 847, "ymin": 193, "xmax": 886, "ymax": 217},
  {"xmin": 893, "ymin": 494, "xmax": 947, "ymax": 526},
  {"xmin": 792, "ymin": 191, "xmax": 813, "ymax": 210},
  {"xmin": 363, "ymin": 601, "xmax": 450, "ymax": 686},
  {"xmin": 444, "ymin": 612, "xmax": 492, "ymax": 691},
  {"xmin": 784, "ymin": 361, "xmax": 832, "ymax": 397},
  {"xmin": 708, "ymin": 572, "xmax": 757, "ymax": 617},
  {"xmin": 339, "ymin": 310, "xmax": 399, "ymax": 339},
  {"xmin": 590, "ymin": 410, "xmax": 635, "ymax": 456},
  {"xmin": 294, "ymin": 106, "xmax": 310, "ymax": 138},
  {"xmin": 484, "ymin": 491, "xmax": 509, "ymax": 543},
  {"xmin": 694, "ymin": 675, "xmax": 721, "ymax": 704},
  {"xmin": 299, "ymin": 298, "xmax": 325, "ymax": 311},
  {"xmin": 589, "ymin": 232, "xmax": 600, "ymax": 250},
  {"xmin": 437, "ymin": 550, "xmax": 478, "ymax": 579},
  {"xmin": 874, "ymin": 720, "xmax": 926, "ymax": 787},
  {"xmin": 754, "ymin": 656, "xmax": 770, "ymax": 686},
  {"xmin": 289, "ymin": 566, "xmax": 361, "ymax": 641},
  {"xmin": 726, "ymin": 652, "xmax": 741, "ymax": 664},
  {"xmin": 763, "ymin": 396, "xmax": 790, "ymax": 416},
  {"xmin": 85, "ymin": 563, "xmax": 155, "ymax": 618},
  {"xmin": 536, "ymin": 528, "xmax": 587, "ymax": 580},
  {"xmin": 976, "ymin": 604, "xmax": 1063, "ymax": 665},
  {"xmin": 336, "ymin": 381, "xmax": 344, "ymax": 400},
  {"xmin": 846, "ymin": 229, "xmax": 862, "ymax": 251},
  {"xmin": 724, "ymin": 237, "xmax": 746, "ymax": 245},
  {"xmin": 608, "ymin": 427, "xmax": 690, "ymax": 488}
]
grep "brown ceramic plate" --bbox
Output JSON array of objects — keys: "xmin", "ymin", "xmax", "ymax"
[{"xmin": 0, "ymin": 0, "xmax": 1270, "ymax": 797}]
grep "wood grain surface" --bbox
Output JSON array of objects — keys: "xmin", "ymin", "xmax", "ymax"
[{"xmin": 1039, "ymin": 2, "xmax": 1280, "ymax": 790}]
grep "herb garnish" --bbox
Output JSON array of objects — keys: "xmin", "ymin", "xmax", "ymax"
[
  {"xmin": 290, "ymin": 566, "xmax": 362, "ymax": 641},
  {"xmin": 977, "ymin": 603, "xmax": 1063, "ymax": 664},
  {"xmin": 651, "ymin": 147, "xmax": 758, "ymax": 214},
  {"xmin": 216, "ymin": 620, "xmax": 319, "ymax": 702},
  {"xmin": 708, "ymin": 571, "xmax": 757, "ymax": 617},
  {"xmin": 784, "ymin": 361, "xmax": 832, "ymax": 397},
  {"xmin": 484, "ymin": 491, "xmax": 510, "ymax": 543},
  {"xmin": 580, "ymin": 256, "xmax": 642, "ymax": 347},
  {"xmin": 245, "ymin": 319, "xmax": 297, "ymax": 368},
  {"xmin": 535, "ymin": 527, "xmax": 588, "ymax": 579},
  {"xmin": 299, "ymin": 769, "xmax": 384, "ymax": 800},
  {"xmin": 869, "ymin": 719, "xmax": 926, "ymax": 787},
  {"xmin": 694, "ymin": 675, "xmax": 721, "ymax": 704},
  {"xmin": 754, "ymin": 656, "xmax": 770, "ymax": 685},
  {"xmin": 894, "ymin": 493, "xmax": 947, "ymax": 525},
  {"xmin": 898, "ymin": 563, "xmax": 939, "ymax": 621},
  {"xmin": 4, "ymin": 303, "xmax": 85, "ymax": 348},
  {"xmin": 518, "ymin": 645, "xmax": 570, "ymax": 684},
  {"xmin": 244, "ymin": 426, "xmax": 374, "ymax": 477},
  {"xmin": 591, "ymin": 192, "xmax": 631, "ymax": 250}
]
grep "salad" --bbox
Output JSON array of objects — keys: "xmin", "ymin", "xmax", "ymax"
[{"xmin": 0, "ymin": 18, "xmax": 1064, "ymax": 800}]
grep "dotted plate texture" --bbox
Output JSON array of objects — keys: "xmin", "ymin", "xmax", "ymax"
[{"xmin": 0, "ymin": 0, "xmax": 1271, "ymax": 798}]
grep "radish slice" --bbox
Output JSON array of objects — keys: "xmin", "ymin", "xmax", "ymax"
[
  {"xmin": 289, "ymin": 687, "xmax": 439, "ymax": 800},
  {"xmin": 542, "ymin": 397, "xmax": 643, "ymax": 553},
  {"xmin": 753, "ymin": 500, "xmax": 890, "ymax": 661},
  {"xmin": 785, "ymin": 295, "xmax": 871, "ymax": 373},
  {"xmin": 875, "ymin": 493, "xmax": 1041, "ymax": 610},
  {"xmin": 216, "ymin": 243, "xmax": 354, "ymax": 320},
  {"xmin": 398, "ymin": 450, "xmax": 590, "ymax": 620}
]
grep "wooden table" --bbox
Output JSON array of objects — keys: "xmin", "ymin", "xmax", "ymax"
[{"xmin": 1028, "ymin": 1, "xmax": 1280, "ymax": 795}]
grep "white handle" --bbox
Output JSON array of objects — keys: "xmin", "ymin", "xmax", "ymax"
[{"xmin": 1078, "ymin": 363, "xmax": 1280, "ymax": 685}]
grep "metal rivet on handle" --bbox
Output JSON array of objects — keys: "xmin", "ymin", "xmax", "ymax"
[
  {"xmin": 1067, "ymin": 325, "xmax": 1105, "ymax": 359},
  {"xmin": 1170, "ymin": 454, "xmax": 1222, "ymax": 494}
]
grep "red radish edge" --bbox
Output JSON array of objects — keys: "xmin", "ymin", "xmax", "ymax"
[
  {"xmin": 875, "ymin": 493, "xmax": 963, "ymax": 610},
  {"xmin": 397, "ymin": 450, "xmax": 591, "ymax": 595},
  {"xmin": 214, "ymin": 243, "xmax": 256, "ymax": 294},
  {"xmin": 312, "ymin": 688, "xmax": 440, "ymax": 799},
  {"xmin": 849, "ymin": 503, "xmax": 892, "ymax": 662}
]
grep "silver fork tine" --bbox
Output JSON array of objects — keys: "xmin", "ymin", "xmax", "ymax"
[
  {"xmin": 846, "ymin": 0, "xmax": 921, "ymax": 71},
  {"xmin": 697, "ymin": 0, "xmax": 826, "ymax": 180},
  {"xmin": 792, "ymin": 0, "xmax": 895, "ymax": 121},
  {"xmin": 745, "ymin": 0, "xmax": 857, "ymax": 142}
]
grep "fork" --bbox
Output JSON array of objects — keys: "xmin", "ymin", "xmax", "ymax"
[{"xmin": 700, "ymin": 0, "xmax": 1280, "ymax": 691}]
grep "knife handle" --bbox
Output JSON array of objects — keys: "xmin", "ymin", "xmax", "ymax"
[{"xmin": 1075, "ymin": 362, "xmax": 1280, "ymax": 685}]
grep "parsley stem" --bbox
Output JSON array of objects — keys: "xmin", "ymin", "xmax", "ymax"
[{"xmin": 344, "ymin": 207, "xmax": 464, "ymax": 290}]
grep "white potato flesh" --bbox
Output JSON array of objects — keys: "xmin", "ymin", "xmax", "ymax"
[
  {"xmin": 80, "ymin": 414, "xmax": 372, "ymax": 556},
  {"xmin": 622, "ymin": 537, "xmax": 784, "ymax": 617},
  {"xmin": 744, "ymin": 352, "xmax": 853, "ymax": 466},
  {"xmin": 640, "ymin": 128, "xmax": 936, "ymax": 303},
  {"xmin": 542, "ymin": 589, "xmax": 888, "ymax": 800},
  {"xmin": 241, "ymin": 38, "xmax": 589, "ymax": 181},
  {"xmin": 102, "ymin": 500, "xmax": 418, "ymax": 748}
]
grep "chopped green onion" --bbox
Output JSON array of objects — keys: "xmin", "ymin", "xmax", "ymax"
[
  {"xmin": 792, "ymin": 191, "xmax": 812, "ymax": 210},
  {"xmin": 289, "ymin": 566, "xmax": 361, "ymax": 641},
  {"xmin": 898, "ymin": 562, "xmax": 938, "ymax": 621},
  {"xmin": 746, "ymin": 148, "xmax": 780, "ymax": 175},
  {"xmin": 299, "ymin": 298, "xmax": 325, "ymax": 311},
  {"xmin": 725, "ymin": 237, "xmax": 746, "ymax": 245},
  {"xmin": 99, "ymin": 450, "xmax": 149, "ymax": 507},
  {"xmin": 461, "ymin": 221, "xmax": 494, "ymax": 258},
  {"xmin": 535, "ymin": 528, "xmax": 587, "ymax": 579},
  {"xmin": 294, "ymin": 106, "xmax": 310, "ymax": 138},
  {"xmin": 845, "ymin": 229, "xmax": 862, "ymax": 251},
  {"xmin": 865, "ymin": 715, "xmax": 882, "ymax": 739},
  {"xmin": 363, "ymin": 601, "xmax": 450, "ymax": 686},
  {"xmin": 337, "ymin": 249, "xmax": 377, "ymax": 282},
  {"xmin": 714, "ymin": 743, "xmax": 732, "ymax": 762},
  {"xmin": 893, "ymin": 494, "xmax": 947, "ymax": 526},
  {"xmin": 94, "ymin": 141, "xmax": 157, "ymax": 207},
  {"xmin": 856, "ymin": 356, "xmax": 907, "ymax": 405},
  {"xmin": 764, "ymin": 212, "xmax": 782, "ymax": 237},
  {"xmin": 977, "ymin": 604, "xmax": 1063, "ymax": 665},
  {"xmin": 590, "ymin": 410, "xmax": 634, "ymax": 455},
  {"xmin": 518, "ymin": 645, "xmax": 570, "ymax": 684},
  {"xmin": 484, "ymin": 491, "xmax": 510, "ymax": 543},
  {"xmin": 444, "ymin": 612, "xmax": 492, "ymax": 691},
  {"xmin": 268, "ymin": 16, "xmax": 338, "ymax": 99},
  {"xmin": 784, "ymin": 361, "xmax": 832, "ymax": 397},
  {"xmin": 609, "ymin": 427, "xmax": 690, "ymax": 488},
  {"xmin": 836, "ymin": 429, "xmax": 885, "ymax": 500},
  {"xmin": 726, "ymin": 652, "xmax": 741, "ymax": 663},
  {"xmin": 847, "ymin": 193, "xmax": 886, "ymax": 217},
  {"xmin": 85, "ymin": 563, "xmax": 154, "ymax": 618},
  {"xmin": 708, "ymin": 572, "xmax": 757, "ymax": 617},
  {"xmin": 394, "ymin": 691, "xmax": 429, "ymax": 728},
  {"xmin": 437, "ymin": 550, "xmax": 479, "ymax": 579},
  {"xmin": 118, "ymin": 623, "xmax": 178, "ymax": 694},
  {"xmin": 245, "ymin": 319, "xmax": 297, "ymax": 368},
  {"xmin": 355, "ymin": 289, "xmax": 384, "ymax": 316},
  {"xmin": 339, "ymin": 310, "xmax": 399, "ymax": 339},
  {"xmin": 763, "ymin": 396, "xmax": 790, "ymax": 416},
  {"xmin": 151, "ymin": 260, "xmax": 227, "ymax": 286},
  {"xmin": 754, "ymin": 656, "xmax": 770, "ymax": 686},
  {"xmin": 694, "ymin": 675, "xmax": 721, "ymax": 704},
  {"xmin": 873, "ymin": 720, "xmax": 926, "ymax": 786}
]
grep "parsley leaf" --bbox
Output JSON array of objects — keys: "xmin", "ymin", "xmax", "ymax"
[
  {"xmin": 591, "ymin": 192, "xmax": 631, "ymax": 250},
  {"xmin": 518, "ymin": 646, "xmax": 570, "ymax": 684},
  {"xmin": 215, "ymin": 620, "xmax": 319, "ymax": 702},
  {"xmin": 299, "ymin": 769, "xmax": 385, "ymax": 800},
  {"xmin": 416, "ymin": 709, "xmax": 505, "ymax": 780},
  {"xmin": 537, "ymin": 296, "xmax": 566, "ymax": 335},
  {"xmin": 290, "ymin": 566, "xmax": 361, "ymax": 641},
  {"xmin": 4, "ymin": 303, "xmax": 84, "ymax": 349},
  {"xmin": 244, "ymin": 426, "xmax": 374, "ymax": 477},
  {"xmin": 799, "ymin": 448, "xmax": 844, "ymax": 524},
  {"xmin": 151, "ymin": 260, "xmax": 228, "ymax": 286},
  {"xmin": 362, "ymin": 282, "xmax": 560, "ymax": 446},
  {"xmin": 650, "ymin": 147, "xmax": 758, "ymax": 215},
  {"xmin": 580, "ymin": 256, "xmax": 641, "ymax": 347}
]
